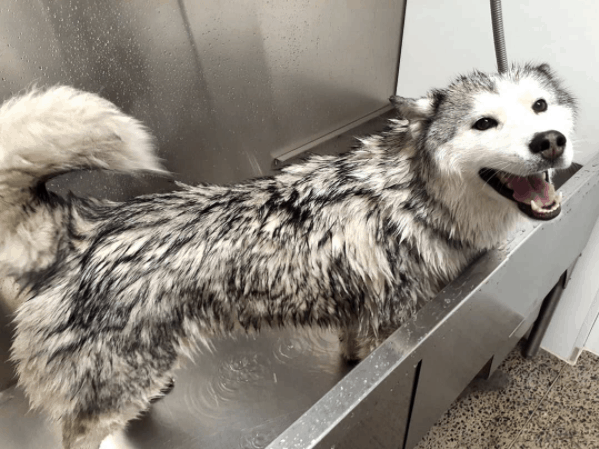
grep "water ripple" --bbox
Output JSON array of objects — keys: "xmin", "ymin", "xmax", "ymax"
[{"xmin": 272, "ymin": 329, "xmax": 340, "ymax": 373}]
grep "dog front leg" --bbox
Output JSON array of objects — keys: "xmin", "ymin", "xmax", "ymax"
[
  {"xmin": 338, "ymin": 325, "xmax": 361, "ymax": 362},
  {"xmin": 339, "ymin": 324, "xmax": 388, "ymax": 362},
  {"xmin": 339, "ymin": 321, "xmax": 400, "ymax": 362}
]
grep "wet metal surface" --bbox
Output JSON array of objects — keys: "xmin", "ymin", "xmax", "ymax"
[
  {"xmin": 0, "ymin": 2, "xmax": 408, "ymax": 445},
  {"xmin": 114, "ymin": 329, "xmax": 352, "ymax": 449},
  {"xmin": 0, "ymin": 328, "xmax": 351, "ymax": 449},
  {"xmin": 0, "ymin": 0, "xmax": 406, "ymax": 413},
  {"xmin": 0, "ymin": 0, "xmax": 405, "ymax": 200}
]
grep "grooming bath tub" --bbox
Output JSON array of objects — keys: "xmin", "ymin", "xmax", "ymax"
[
  {"xmin": 1, "ymin": 109, "xmax": 599, "ymax": 448},
  {"xmin": 0, "ymin": 1, "xmax": 597, "ymax": 448}
]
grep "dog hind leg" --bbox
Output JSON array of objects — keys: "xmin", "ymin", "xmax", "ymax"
[
  {"xmin": 61, "ymin": 414, "xmax": 114, "ymax": 449},
  {"xmin": 60, "ymin": 397, "xmax": 153, "ymax": 449}
]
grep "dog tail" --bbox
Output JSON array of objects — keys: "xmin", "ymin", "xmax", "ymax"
[{"xmin": 0, "ymin": 86, "xmax": 166, "ymax": 191}]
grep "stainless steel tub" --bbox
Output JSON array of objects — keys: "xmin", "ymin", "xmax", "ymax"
[
  {"xmin": 0, "ymin": 0, "xmax": 405, "ymax": 398},
  {"xmin": 1, "ymin": 108, "xmax": 598, "ymax": 448},
  {"xmin": 2, "ymin": 1, "xmax": 598, "ymax": 448}
]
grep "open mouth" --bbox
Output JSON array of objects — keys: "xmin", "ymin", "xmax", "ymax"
[{"xmin": 479, "ymin": 168, "xmax": 563, "ymax": 220}]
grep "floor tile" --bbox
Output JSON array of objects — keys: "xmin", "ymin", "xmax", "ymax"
[
  {"xmin": 512, "ymin": 351, "xmax": 599, "ymax": 449},
  {"xmin": 414, "ymin": 343, "xmax": 565, "ymax": 449}
]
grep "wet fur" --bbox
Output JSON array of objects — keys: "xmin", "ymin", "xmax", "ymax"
[{"xmin": 0, "ymin": 64, "xmax": 576, "ymax": 448}]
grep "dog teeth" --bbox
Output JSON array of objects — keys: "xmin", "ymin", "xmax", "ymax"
[
  {"xmin": 531, "ymin": 200, "xmax": 542, "ymax": 212},
  {"xmin": 530, "ymin": 192, "xmax": 563, "ymax": 215}
]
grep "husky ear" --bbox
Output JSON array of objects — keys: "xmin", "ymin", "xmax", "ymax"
[
  {"xmin": 389, "ymin": 91, "xmax": 444, "ymax": 121},
  {"xmin": 389, "ymin": 96, "xmax": 433, "ymax": 121},
  {"xmin": 536, "ymin": 63, "xmax": 552, "ymax": 75}
]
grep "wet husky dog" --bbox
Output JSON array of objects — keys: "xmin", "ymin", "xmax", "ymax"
[{"xmin": 0, "ymin": 63, "xmax": 576, "ymax": 448}]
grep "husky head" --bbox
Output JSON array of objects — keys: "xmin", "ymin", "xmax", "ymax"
[{"xmin": 391, "ymin": 63, "xmax": 577, "ymax": 221}]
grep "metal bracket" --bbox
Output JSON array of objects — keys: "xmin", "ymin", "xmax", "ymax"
[
  {"xmin": 562, "ymin": 252, "xmax": 582, "ymax": 289},
  {"xmin": 523, "ymin": 254, "xmax": 582, "ymax": 358}
]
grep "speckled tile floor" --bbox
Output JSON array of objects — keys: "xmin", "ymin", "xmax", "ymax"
[{"xmin": 414, "ymin": 342, "xmax": 599, "ymax": 449}]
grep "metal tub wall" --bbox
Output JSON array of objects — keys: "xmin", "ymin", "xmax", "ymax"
[
  {"xmin": 0, "ymin": 0, "xmax": 405, "ymax": 392},
  {"xmin": 0, "ymin": 0, "xmax": 404, "ymax": 195}
]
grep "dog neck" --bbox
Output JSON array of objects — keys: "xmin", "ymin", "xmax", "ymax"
[
  {"xmin": 367, "ymin": 127, "xmax": 520, "ymax": 253},
  {"xmin": 426, "ymin": 169, "xmax": 521, "ymax": 251}
]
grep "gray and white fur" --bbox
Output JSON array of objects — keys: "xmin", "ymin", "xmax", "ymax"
[{"xmin": 0, "ymin": 64, "xmax": 576, "ymax": 448}]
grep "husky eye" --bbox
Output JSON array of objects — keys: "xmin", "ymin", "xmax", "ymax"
[
  {"xmin": 473, "ymin": 118, "xmax": 498, "ymax": 131},
  {"xmin": 533, "ymin": 99, "xmax": 548, "ymax": 112}
]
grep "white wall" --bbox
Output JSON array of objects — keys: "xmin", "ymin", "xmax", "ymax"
[
  {"xmin": 584, "ymin": 298, "xmax": 599, "ymax": 355},
  {"xmin": 396, "ymin": 0, "xmax": 599, "ymax": 362},
  {"xmin": 397, "ymin": 0, "xmax": 598, "ymax": 164}
]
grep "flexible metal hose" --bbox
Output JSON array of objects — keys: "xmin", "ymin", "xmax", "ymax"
[{"xmin": 490, "ymin": 0, "xmax": 508, "ymax": 74}]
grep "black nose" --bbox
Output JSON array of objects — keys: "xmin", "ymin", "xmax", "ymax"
[{"xmin": 528, "ymin": 130, "xmax": 567, "ymax": 161}]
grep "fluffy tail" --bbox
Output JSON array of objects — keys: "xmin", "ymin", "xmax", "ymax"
[{"xmin": 0, "ymin": 86, "xmax": 166, "ymax": 191}]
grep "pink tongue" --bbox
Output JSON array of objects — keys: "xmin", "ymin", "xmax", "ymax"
[{"xmin": 509, "ymin": 176, "xmax": 553, "ymax": 206}]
